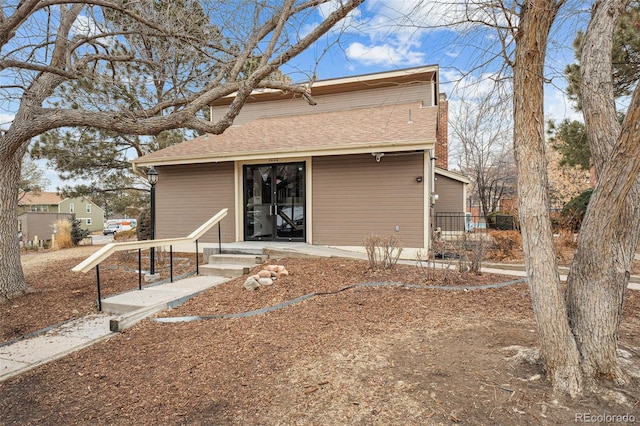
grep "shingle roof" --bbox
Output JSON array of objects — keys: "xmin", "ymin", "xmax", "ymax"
[
  {"xmin": 134, "ymin": 102, "xmax": 438, "ymax": 166},
  {"xmin": 18, "ymin": 192, "xmax": 64, "ymax": 205}
]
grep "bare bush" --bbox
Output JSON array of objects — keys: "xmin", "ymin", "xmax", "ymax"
[
  {"xmin": 364, "ymin": 234, "xmax": 403, "ymax": 270},
  {"xmin": 490, "ymin": 231, "xmax": 522, "ymax": 260},
  {"xmin": 467, "ymin": 232, "xmax": 488, "ymax": 274},
  {"xmin": 415, "ymin": 248, "xmax": 458, "ymax": 285}
]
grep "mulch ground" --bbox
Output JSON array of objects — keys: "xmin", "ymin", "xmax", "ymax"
[
  {"xmin": 1, "ymin": 247, "xmax": 639, "ymax": 425},
  {"xmin": 2, "ymin": 248, "xmax": 201, "ymax": 343}
]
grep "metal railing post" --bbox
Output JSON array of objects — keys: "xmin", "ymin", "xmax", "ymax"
[
  {"xmin": 218, "ymin": 221, "xmax": 222, "ymax": 254},
  {"xmin": 138, "ymin": 248, "xmax": 142, "ymax": 290},
  {"xmin": 170, "ymin": 245, "xmax": 174, "ymax": 283},
  {"xmin": 96, "ymin": 265, "xmax": 102, "ymax": 312},
  {"xmin": 196, "ymin": 239, "xmax": 199, "ymax": 275}
]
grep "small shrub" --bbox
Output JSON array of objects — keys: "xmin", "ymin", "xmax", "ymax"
[
  {"xmin": 490, "ymin": 230, "xmax": 522, "ymax": 260},
  {"xmin": 467, "ymin": 233, "xmax": 488, "ymax": 274},
  {"xmin": 415, "ymin": 248, "xmax": 457, "ymax": 285},
  {"xmin": 364, "ymin": 234, "xmax": 403, "ymax": 270},
  {"xmin": 70, "ymin": 217, "xmax": 90, "ymax": 245}
]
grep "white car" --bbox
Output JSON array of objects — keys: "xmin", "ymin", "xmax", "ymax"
[{"xmin": 103, "ymin": 223, "xmax": 121, "ymax": 235}]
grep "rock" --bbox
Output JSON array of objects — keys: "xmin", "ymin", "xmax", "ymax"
[
  {"xmin": 276, "ymin": 269, "xmax": 289, "ymax": 277},
  {"xmin": 258, "ymin": 270, "xmax": 272, "ymax": 278},
  {"xmin": 243, "ymin": 277, "xmax": 260, "ymax": 291},
  {"xmin": 258, "ymin": 277, "xmax": 273, "ymax": 286}
]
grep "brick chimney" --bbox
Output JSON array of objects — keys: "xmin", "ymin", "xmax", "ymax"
[{"xmin": 435, "ymin": 92, "xmax": 449, "ymax": 170}]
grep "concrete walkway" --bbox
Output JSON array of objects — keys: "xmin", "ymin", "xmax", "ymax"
[
  {"xmin": 2, "ymin": 245, "xmax": 639, "ymax": 383},
  {"xmin": 1, "ymin": 275, "xmax": 228, "ymax": 382}
]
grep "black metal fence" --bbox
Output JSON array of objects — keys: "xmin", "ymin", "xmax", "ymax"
[{"xmin": 434, "ymin": 212, "xmax": 518, "ymax": 237}]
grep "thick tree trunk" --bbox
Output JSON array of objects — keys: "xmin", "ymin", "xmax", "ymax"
[
  {"xmin": 513, "ymin": 0, "xmax": 582, "ymax": 396},
  {"xmin": 566, "ymin": 0, "xmax": 637, "ymax": 384},
  {"xmin": 0, "ymin": 142, "xmax": 27, "ymax": 300}
]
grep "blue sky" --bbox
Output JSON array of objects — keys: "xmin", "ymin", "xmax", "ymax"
[
  {"xmin": 285, "ymin": 0, "xmax": 589, "ymax": 122},
  {"xmin": 5, "ymin": 0, "xmax": 594, "ymax": 190}
]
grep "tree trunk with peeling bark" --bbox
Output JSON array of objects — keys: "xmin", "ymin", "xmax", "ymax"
[
  {"xmin": 566, "ymin": 0, "xmax": 640, "ymax": 384},
  {"xmin": 512, "ymin": 0, "xmax": 583, "ymax": 396},
  {"xmin": 0, "ymin": 147, "xmax": 27, "ymax": 299}
]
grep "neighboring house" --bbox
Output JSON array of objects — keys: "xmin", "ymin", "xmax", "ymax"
[
  {"xmin": 17, "ymin": 212, "xmax": 72, "ymax": 245},
  {"xmin": 132, "ymin": 65, "xmax": 468, "ymax": 251},
  {"xmin": 18, "ymin": 192, "xmax": 105, "ymax": 233}
]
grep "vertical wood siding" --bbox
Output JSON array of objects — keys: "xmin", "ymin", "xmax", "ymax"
[
  {"xmin": 312, "ymin": 153, "xmax": 425, "ymax": 247},
  {"xmin": 156, "ymin": 163, "xmax": 235, "ymax": 243},
  {"xmin": 433, "ymin": 174, "xmax": 464, "ymax": 214}
]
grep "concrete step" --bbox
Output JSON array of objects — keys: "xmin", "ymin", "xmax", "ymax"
[
  {"xmin": 207, "ymin": 253, "xmax": 267, "ymax": 265},
  {"xmin": 199, "ymin": 263, "xmax": 255, "ymax": 278},
  {"xmin": 100, "ymin": 276, "xmax": 228, "ymax": 315},
  {"xmin": 203, "ymin": 246, "xmax": 266, "ymax": 258}
]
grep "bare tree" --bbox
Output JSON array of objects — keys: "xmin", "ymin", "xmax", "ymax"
[
  {"xmin": 0, "ymin": 0, "xmax": 364, "ymax": 300},
  {"xmin": 450, "ymin": 92, "xmax": 516, "ymax": 218}
]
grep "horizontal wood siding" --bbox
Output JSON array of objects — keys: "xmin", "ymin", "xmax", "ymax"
[
  {"xmin": 433, "ymin": 174, "xmax": 464, "ymax": 215},
  {"xmin": 213, "ymin": 83, "xmax": 435, "ymax": 126},
  {"xmin": 312, "ymin": 153, "xmax": 424, "ymax": 247},
  {"xmin": 156, "ymin": 163, "xmax": 235, "ymax": 243}
]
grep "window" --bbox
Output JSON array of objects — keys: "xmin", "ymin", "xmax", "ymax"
[
  {"xmin": 69, "ymin": 203, "xmax": 75, "ymax": 213},
  {"xmin": 86, "ymin": 204, "xmax": 91, "ymax": 213},
  {"xmin": 86, "ymin": 218, "xmax": 92, "ymax": 226},
  {"xmin": 30, "ymin": 205, "xmax": 49, "ymax": 212}
]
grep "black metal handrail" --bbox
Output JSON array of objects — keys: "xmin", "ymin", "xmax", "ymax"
[{"xmin": 73, "ymin": 209, "xmax": 228, "ymax": 311}]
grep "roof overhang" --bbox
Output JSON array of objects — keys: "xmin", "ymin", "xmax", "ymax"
[
  {"xmin": 435, "ymin": 167, "xmax": 471, "ymax": 184},
  {"xmin": 132, "ymin": 139, "xmax": 436, "ymax": 168}
]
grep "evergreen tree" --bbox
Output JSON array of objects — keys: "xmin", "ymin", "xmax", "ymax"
[
  {"xmin": 69, "ymin": 217, "xmax": 90, "ymax": 246},
  {"xmin": 565, "ymin": 2, "xmax": 640, "ymax": 111},
  {"xmin": 546, "ymin": 119, "xmax": 591, "ymax": 170},
  {"xmin": 136, "ymin": 209, "xmax": 151, "ymax": 241}
]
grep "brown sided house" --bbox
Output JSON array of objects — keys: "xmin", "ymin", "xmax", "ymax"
[{"xmin": 132, "ymin": 66, "xmax": 468, "ymax": 251}]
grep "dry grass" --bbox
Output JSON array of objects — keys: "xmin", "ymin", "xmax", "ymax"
[{"xmin": 52, "ymin": 219, "xmax": 73, "ymax": 250}]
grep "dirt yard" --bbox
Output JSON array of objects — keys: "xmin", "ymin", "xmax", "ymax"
[{"xmin": 1, "ymin": 246, "xmax": 639, "ymax": 425}]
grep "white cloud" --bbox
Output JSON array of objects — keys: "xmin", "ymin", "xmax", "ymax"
[
  {"xmin": 72, "ymin": 15, "xmax": 114, "ymax": 46},
  {"xmin": 544, "ymin": 85, "xmax": 582, "ymax": 123},
  {"xmin": 72, "ymin": 15, "xmax": 99, "ymax": 37},
  {"xmin": 0, "ymin": 113, "xmax": 14, "ymax": 130},
  {"xmin": 345, "ymin": 41, "xmax": 425, "ymax": 66},
  {"xmin": 334, "ymin": 0, "xmax": 515, "ymax": 69}
]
